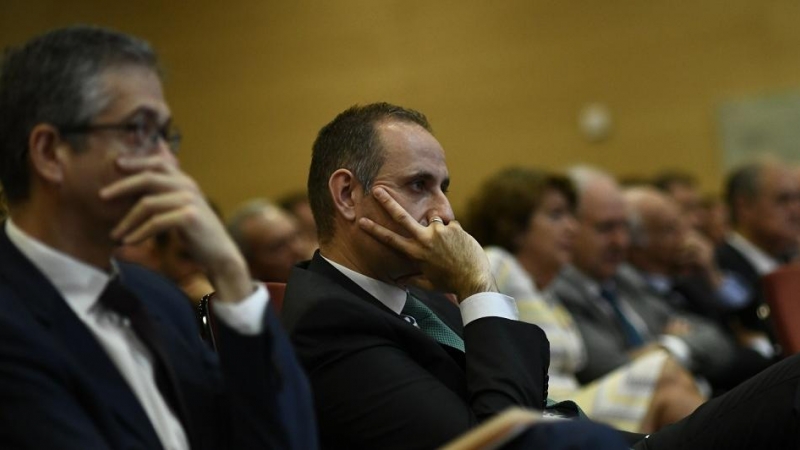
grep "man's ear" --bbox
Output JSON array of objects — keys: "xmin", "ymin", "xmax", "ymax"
[
  {"xmin": 329, "ymin": 169, "xmax": 361, "ymax": 222},
  {"xmin": 27, "ymin": 124, "xmax": 69, "ymax": 185}
]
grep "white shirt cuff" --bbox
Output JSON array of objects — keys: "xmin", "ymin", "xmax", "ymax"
[
  {"xmin": 211, "ymin": 284, "xmax": 268, "ymax": 335},
  {"xmin": 747, "ymin": 335, "xmax": 776, "ymax": 359},
  {"xmin": 658, "ymin": 334, "xmax": 692, "ymax": 368},
  {"xmin": 460, "ymin": 292, "xmax": 518, "ymax": 326}
]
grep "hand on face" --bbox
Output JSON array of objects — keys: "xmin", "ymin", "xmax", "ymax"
[
  {"xmin": 677, "ymin": 230, "xmax": 716, "ymax": 274},
  {"xmin": 99, "ymin": 154, "xmax": 251, "ymax": 303},
  {"xmin": 357, "ymin": 187, "xmax": 496, "ymax": 300}
]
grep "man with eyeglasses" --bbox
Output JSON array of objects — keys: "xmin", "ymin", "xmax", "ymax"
[{"xmin": 0, "ymin": 26, "xmax": 316, "ymax": 449}]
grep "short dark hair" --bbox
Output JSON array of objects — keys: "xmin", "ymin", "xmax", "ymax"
[
  {"xmin": 725, "ymin": 162, "xmax": 763, "ymax": 226},
  {"xmin": 308, "ymin": 102, "xmax": 432, "ymax": 243},
  {"xmin": 0, "ymin": 25, "xmax": 158, "ymax": 204},
  {"xmin": 465, "ymin": 167, "xmax": 576, "ymax": 254},
  {"xmin": 653, "ymin": 170, "xmax": 698, "ymax": 193}
]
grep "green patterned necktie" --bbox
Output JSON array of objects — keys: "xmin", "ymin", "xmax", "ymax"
[{"xmin": 402, "ymin": 292, "xmax": 465, "ymax": 352}]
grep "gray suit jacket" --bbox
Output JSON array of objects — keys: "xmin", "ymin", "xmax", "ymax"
[{"xmin": 551, "ymin": 264, "xmax": 734, "ymax": 384}]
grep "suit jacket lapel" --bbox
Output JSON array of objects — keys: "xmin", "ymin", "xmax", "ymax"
[
  {"xmin": 0, "ymin": 225, "xmax": 163, "ymax": 448},
  {"xmin": 305, "ymin": 253, "xmax": 467, "ymax": 362}
]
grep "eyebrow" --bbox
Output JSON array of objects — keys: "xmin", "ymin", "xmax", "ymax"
[
  {"xmin": 407, "ymin": 171, "xmax": 450, "ymax": 188},
  {"xmin": 122, "ymin": 106, "xmax": 172, "ymax": 125}
]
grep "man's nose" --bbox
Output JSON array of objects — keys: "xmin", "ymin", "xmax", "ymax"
[{"xmin": 431, "ymin": 191, "xmax": 455, "ymax": 223}]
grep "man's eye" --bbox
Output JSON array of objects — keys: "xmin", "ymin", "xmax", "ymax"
[{"xmin": 410, "ymin": 180, "xmax": 426, "ymax": 191}]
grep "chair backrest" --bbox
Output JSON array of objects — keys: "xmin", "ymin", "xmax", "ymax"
[
  {"xmin": 197, "ymin": 282, "xmax": 288, "ymax": 351},
  {"xmin": 762, "ymin": 263, "xmax": 800, "ymax": 355},
  {"xmin": 265, "ymin": 282, "xmax": 286, "ymax": 313}
]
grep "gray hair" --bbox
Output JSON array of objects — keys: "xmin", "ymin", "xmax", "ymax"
[
  {"xmin": 0, "ymin": 25, "xmax": 159, "ymax": 203},
  {"xmin": 226, "ymin": 199, "xmax": 282, "ymax": 257}
]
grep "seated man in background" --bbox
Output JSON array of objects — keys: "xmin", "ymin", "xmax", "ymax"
[
  {"xmin": 653, "ymin": 170, "xmax": 730, "ymax": 246},
  {"xmin": 624, "ymin": 187, "xmax": 772, "ymax": 391},
  {"xmin": 0, "ymin": 25, "xmax": 316, "ymax": 449},
  {"xmin": 717, "ymin": 158, "xmax": 800, "ymax": 358},
  {"xmin": 282, "ymin": 102, "xmax": 629, "ymax": 450},
  {"xmin": 116, "ymin": 229, "xmax": 215, "ymax": 304},
  {"xmin": 551, "ymin": 167, "xmax": 734, "ymax": 385},
  {"xmin": 465, "ymin": 167, "xmax": 704, "ymax": 433},
  {"xmin": 227, "ymin": 199, "xmax": 309, "ymax": 283},
  {"xmin": 278, "ymin": 190, "xmax": 319, "ymax": 258}
]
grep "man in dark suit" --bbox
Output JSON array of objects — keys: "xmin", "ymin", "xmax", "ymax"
[
  {"xmin": 624, "ymin": 186, "xmax": 772, "ymax": 391},
  {"xmin": 716, "ymin": 159, "xmax": 800, "ymax": 358},
  {"xmin": 282, "ymin": 103, "xmax": 630, "ymax": 449},
  {"xmin": 551, "ymin": 167, "xmax": 731, "ymax": 385},
  {"xmin": 0, "ymin": 26, "xmax": 316, "ymax": 449}
]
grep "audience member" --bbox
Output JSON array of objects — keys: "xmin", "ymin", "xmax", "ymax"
[
  {"xmin": 624, "ymin": 187, "xmax": 772, "ymax": 391},
  {"xmin": 283, "ymin": 103, "xmax": 800, "ymax": 449},
  {"xmin": 116, "ymin": 230, "xmax": 215, "ymax": 304},
  {"xmin": 281, "ymin": 103, "xmax": 630, "ymax": 449},
  {"xmin": 653, "ymin": 170, "xmax": 704, "ymax": 230},
  {"xmin": 227, "ymin": 199, "xmax": 308, "ymax": 283},
  {"xmin": 278, "ymin": 190, "xmax": 319, "ymax": 258},
  {"xmin": 466, "ymin": 167, "xmax": 703, "ymax": 433},
  {"xmin": 698, "ymin": 193, "xmax": 730, "ymax": 246},
  {"xmin": 718, "ymin": 158, "xmax": 800, "ymax": 357},
  {"xmin": 0, "ymin": 25, "xmax": 316, "ymax": 449},
  {"xmin": 551, "ymin": 167, "xmax": 734, "ymax": 383}
]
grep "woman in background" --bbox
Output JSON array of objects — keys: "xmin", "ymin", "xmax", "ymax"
[{"xmin": 465, "ymin": 167, "xmax": 704, "ymax": 433}]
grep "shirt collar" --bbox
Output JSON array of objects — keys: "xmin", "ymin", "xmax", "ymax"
[
  {"xmin": 728, "ymin": 232, "xmax": 780, "ymax": 276},
  {"xmin": 565, "ymin": 264, "xmax": 608, "ymax": 298},
  {"xmin": 5, "ymin": 219, "xmax": 113, "ymax": 316},
  {"xmin": 321, "ymin": 255, "xmax": 408, "ymax": 314}
]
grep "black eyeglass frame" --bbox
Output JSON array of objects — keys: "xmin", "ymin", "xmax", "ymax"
[{"xmin": 59, "ymin": 121, "xmax": 182, "ymax": 154}]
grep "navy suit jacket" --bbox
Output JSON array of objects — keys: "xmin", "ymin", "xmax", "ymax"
[{"xmin": 0, "ymin": 224, "xmax": 318, "ymax": 449}]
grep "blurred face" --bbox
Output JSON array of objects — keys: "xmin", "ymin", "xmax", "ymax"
[
  {"xmin": 572, "ymin": 180, "xmax": 629, "ymax": 281},
  {"xmin": 242, "ymin": 209, "xmax": 307, "ymax": 283},
  {"xmin": 667, "ymin": 183, "xmax": 702, "ymax": 230},
  {"xmin": 639, "ymin": 197, "xmax": 686, "ymax": 272},
  {"xmin": 517, "ymin": 189, "xmax": 577, "ymax": 279},
  {"xmin": 354, "ymin": 121, "xmax": 454, "ymax": 284},
  {"xmin": 741, "ymin": 166, "xmax": 800, "ymax": 254},
  {"xmin": 58, "ymin": 66, "xmax": 175, "ymax": 238},
  {"xmin": 158, "ymin": 230, "xmax": 206, "ymax": 283}
]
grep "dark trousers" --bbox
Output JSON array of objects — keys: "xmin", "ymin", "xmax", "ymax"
[{"xmin": 635, "ymin": 352, "xmax": 800, "ymax": 449}]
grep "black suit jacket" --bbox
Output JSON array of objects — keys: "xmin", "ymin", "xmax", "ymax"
[
  {"xmin": 282, "ymin": 253, "xmax": 550, "ymax": 450},
  {"xmin": 715, "ymin": 240, "xmax": 779, "ymax": 347},
  {"xmin": 0, "ymin": 225, "xmax": 318, "ymax": 450}
]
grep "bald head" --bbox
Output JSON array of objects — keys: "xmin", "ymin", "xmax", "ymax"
[
  {"xmin": 567, "ymin": 167, "xmax": 629, "ymax": 281},
  {"xmin": 227, "ymin": 199, "xmax": 307, "ymax": 283},
  {"xmin": 625, "ymin": 187, "xmax": 687, "ymax": 274}
]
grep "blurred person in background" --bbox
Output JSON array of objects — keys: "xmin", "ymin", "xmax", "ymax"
[
  {"xmin": 278, "ymin": 190, "xmax": 318, "ymax": 259},
  {"xmin": 624, "ymin": 187, "xmax": 772, "ymax": 393},
  {"xmin": 551, "ymin": 167, "xmax": 733, "ymax": 385},
  {"xmin": 465, "ymin": 166, "xmax": 704, "ymax": 433},
  {"xmin": 227, "ymin": 199, "xmax": 308, "ymax": 283},
  {"xmin": 716, "ymin": 158, "xmax": 800, "ymax": 359}
]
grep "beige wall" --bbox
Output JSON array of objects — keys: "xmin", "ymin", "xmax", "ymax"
[{"xmin": 3, "ymin": 1, "xmax": 800, "ymax": 216}]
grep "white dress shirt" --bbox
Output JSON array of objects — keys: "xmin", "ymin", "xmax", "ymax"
[
  {"xmin": 6, "ymin": 220, "xmax": 268, "ymax": 450},
  {"xmin": 321, "ymin": 255, "xmax": 518, "ymax": 325},
  {"xmin": 728, "ymin": 232, "xmax": 781, "ymax": 276}
]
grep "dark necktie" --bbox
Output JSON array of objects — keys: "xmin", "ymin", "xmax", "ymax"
[
  {"xmin": 98, "ymin": 278, "xmax": 190, "ymax": 431},
  {"xmin": 599, "ymin": 287, "xmax": 645, "ymax": 347},
  {"xmin": 402, "ymin": 292, "xmax": 465, "ymax": 352}
]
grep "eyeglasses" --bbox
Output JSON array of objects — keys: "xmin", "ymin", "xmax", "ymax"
[{"xmin": 60, "ymin": 119, "xmax": 182, "ymax": 155}]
